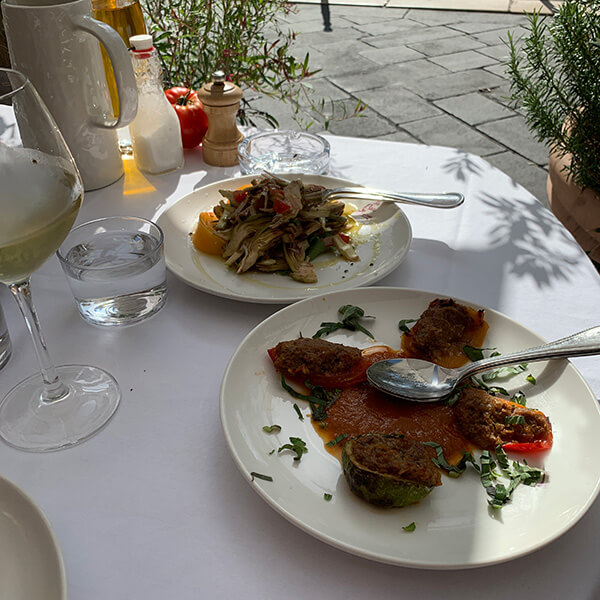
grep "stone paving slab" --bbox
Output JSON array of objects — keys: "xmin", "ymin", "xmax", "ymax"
[
  {"xmin": 408, "ymin": 34, "xmax": 485, "ymax": 56},
  {"xmin": 434, "ymin": 92, "xmax": 514, "ymax": 124},
  {"xmin": 429, "ymin": 49, "xmax": 498, "ymax": 71},
  {"xmin": 357, "ymin": 85, "xmax": 443, "ymax": 123},
  {"xmin": 271, "ymin": 3, "xmax": 553, "ymax": 206},
  {"xmin": 411, "ymin": 69, "xmax": 506, "ymax": 100},
  {"xmin": 329, "ymin": 59, "xmax": 447, "ymax": 92},
  {"xmin": 477, "ymin": 115, "xmax": 549, "ymax": 164},
  {"xmin": 364, "ymin": 25, "xmax": 464, "ymax": 48},
  {"xmin": 296, "ymin": 0, "xmax": 558, "ymax": 14},
  {"xmin": 402, "ymin": 113, "xmax": 505, "ymax": 156}
]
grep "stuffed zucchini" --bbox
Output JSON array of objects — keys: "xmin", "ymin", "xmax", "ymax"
[{"xmin": 342, "ymin": 434, "xmax": 442, "ymax": 507}]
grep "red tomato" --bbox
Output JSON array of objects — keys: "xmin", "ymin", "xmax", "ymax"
[{"xmin": 165, "ymin": 87, "xmax": 209, "ymax": 149}]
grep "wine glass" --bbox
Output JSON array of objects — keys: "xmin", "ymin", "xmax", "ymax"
[{"xmin": 0, "ymin": 68, "xmax": 120, "ymax": 452}]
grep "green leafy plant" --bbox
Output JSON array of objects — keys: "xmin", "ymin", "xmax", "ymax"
[
  {"xmin": 141, "ymin": 0, "xmax": 365, "ymax": 128},
  {"xmin": 507, "ymin": 0, "xmax": 600, "ymax": 191}
]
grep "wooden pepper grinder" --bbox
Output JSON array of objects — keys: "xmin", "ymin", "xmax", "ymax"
[{"xmin": 197, "ymin": 70, "xmax": 244, "ymax": 167}]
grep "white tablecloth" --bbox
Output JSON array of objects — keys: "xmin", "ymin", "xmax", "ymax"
[{"xmin": 1, "ymin": 136, "xmax": 600, "ymax": 599}]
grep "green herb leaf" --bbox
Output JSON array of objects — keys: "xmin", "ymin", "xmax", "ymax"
[
  {"xmin": 482, "ymin": 363, "xmax": 528, "ymax": 382},
  {"xmin": 313, "ymin": 304, "xmax": 375, "ymax": 339},
  {"xmin": 250, "ymin": 472, "xmax": 273, "ymax": 482},
  {"xmin": 402, "ymin": 522, "xmax": 416, "ymax": 532},
  {"xmin": 398, "ymin": 318, "xmax": 417, "ymax": 333},
  {"xmin": 475, "ymin": 447, "xmax": 547, "ymax": 509},
  {"xmin": 471, "ymin": 376, "xmax": 509, "ymax": 397},
  {"xmin": 278, "ymin": 436, "xmax": 308, "ymax": 461},
  {"xmin": 423, "ymin": 441, "xmax": 465, "ymax": 475},
  {"xmin": 293, "ymin": 403, "xmax": 304, "ymax": 421},
  {"xmin": 326, "ymin": 433, "xmax": 348, "ymax": 447},
  {"xmin": 262, "ymin": 424, "xmax": 282, "ymax": 434},
  {"xmin": 505, "ymin": 415, "xmax": 526, "ymax": 425},
  {"xmin": 511, "ymin": 391, "xmax": 527, "ymax": 406},
  {"xmin": 526, "ymin": 374, "xmax": 537, "ymax": 385},
  {"xmin": 280, "ymin": 376, "xmax": 340, "ymax": 421},
  {"xmin": 268, "ymin": 449, "xmax": 275, "ymax": 455},
  {"xmin": 463, "ymin": 345, "xmax": 488, "ymax": 361},
  {"xmin": 307, "ymin": 237, "xmax": 328, "ymax": 261},
  {"xmin": 323, "ymin": 493, "xmax": 332, "ymax": 501}
]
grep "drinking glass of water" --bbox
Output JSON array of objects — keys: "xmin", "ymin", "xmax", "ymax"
[
  {"xmin": 57, "ymin": 216, "xmax": 167, "ymax": 326},
  {"xmin": 0, "ymin": 67, "xmax": 120, "ymax": 451}
]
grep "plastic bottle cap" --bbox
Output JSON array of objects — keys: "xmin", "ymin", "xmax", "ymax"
[{"xmin": 129, "ymin": 34, "xmax": 153, "ymax": 51}]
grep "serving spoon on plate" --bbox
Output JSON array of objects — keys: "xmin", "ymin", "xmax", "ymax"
[{"xmin": 366, "ymin": 326, "xmax": 600, "ymax": 403}]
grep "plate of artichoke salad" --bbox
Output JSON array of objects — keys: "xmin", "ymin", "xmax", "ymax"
[{"xmin": 157, "ymin": 173, "xmax": 412, "ymax": 303}]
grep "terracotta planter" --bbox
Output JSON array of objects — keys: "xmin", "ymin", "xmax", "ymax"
[{"xmin": 547, "ymin": 148, "xmax": 600, "ymax": 265}]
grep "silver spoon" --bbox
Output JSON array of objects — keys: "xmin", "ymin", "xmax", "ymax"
[{"xmin": 366, "ymin": 326, "xmax": 600, "ymax": 403}]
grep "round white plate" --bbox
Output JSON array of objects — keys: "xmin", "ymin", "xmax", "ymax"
[
  {"xmin": 0, "ymin": 475, "xmax": 66, "ymax": 598},
  {"xmin": 220, "ymin": 287, "xmax": 600, "ymax": 569},
  {"xmin": 157, "ymin": 174, "xmax": 412, "ymax": 303}
]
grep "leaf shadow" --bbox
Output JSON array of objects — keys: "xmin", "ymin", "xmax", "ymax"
[
  {"xmin": 479, "ymin": 192, "xmax": 582, "ymax": 288},
  {"xmin": 442, "ymin": 150, "xmax": 484, "ymax": 183}
]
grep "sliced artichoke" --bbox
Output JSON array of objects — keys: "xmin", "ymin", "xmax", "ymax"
[{"xmin": 342, "ymin": 434, "xmax": 442, "ymax": 508}]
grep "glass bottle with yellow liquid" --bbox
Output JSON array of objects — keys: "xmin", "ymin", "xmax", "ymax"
[{"xmin": 92, "ymin": 0, "xmax": 147, "ymax": 152}]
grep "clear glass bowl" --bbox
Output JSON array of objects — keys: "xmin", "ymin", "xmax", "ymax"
[{"xmin": 238, "ymin": 130, "xmax": 330, "ymax": 175}]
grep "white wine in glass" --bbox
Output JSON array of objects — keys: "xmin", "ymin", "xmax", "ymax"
[{"xmin": 0, "ymin": 68, "xmax": 120, "ymax": 452}]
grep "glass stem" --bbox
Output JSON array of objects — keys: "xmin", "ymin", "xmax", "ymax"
[{"xmin": 9, "ymin": 280, "xmax": 69, "ymax": 403}]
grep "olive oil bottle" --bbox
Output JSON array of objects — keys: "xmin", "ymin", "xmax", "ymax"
[{"xmin": 92, "ymin": 0, "xmax": 147, "ymax": 117}]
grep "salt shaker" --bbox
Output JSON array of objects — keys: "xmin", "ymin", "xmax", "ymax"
[
  {"xmin": 128, "ymin": 34, "xmax": 183, "ymax": 175},
  {"xmin": 196, "ymin": 71, "xmax": 244, "ymax": 167}
]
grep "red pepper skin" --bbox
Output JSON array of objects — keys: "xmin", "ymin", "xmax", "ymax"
[
  {"xmin": 502, "ymin": 432, "xmax": 553, "ymax": 453},
  {"xmin": 305, "ymin": 358, "xmax": 370, "ymax": 388},
  {"xmin": 272, "ymin": 198, "xmax": 291, "ymax": 214},
  {"xmin": 338, "ymin": 233, "xmax": 351, "ymax": 244},
  {"xmin": 232, "ymin": 189, "xmax": 248, "ymax": 204},
  {"xmin": 266, "ymin": 347, "xmax": 387, "ymax": 389}
]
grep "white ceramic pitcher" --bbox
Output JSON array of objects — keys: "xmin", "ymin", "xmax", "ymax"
[{"xmin": 2, "ymin": 0, "xmax": 138, "ymax": 190}]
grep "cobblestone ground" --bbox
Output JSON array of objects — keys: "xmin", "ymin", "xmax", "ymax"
[{"xmin": 251, "ymin": 4, "xmax": 550, "ymax": 205}]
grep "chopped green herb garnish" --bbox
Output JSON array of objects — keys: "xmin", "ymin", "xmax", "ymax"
[
  {"xmin": 423, "ymin": 441, "xmax": 466, "ymax": 475},
  {"xmin": 398, "ymin": 318, "xmax": 417, "ymax": 333},
  {"xmin": 313, "ymin": 304, "xmax": 375, "ymax": 340},
  {"xmin": 402, "ymin": 522, "xmax": 416, "ymax": 532},
  {"xmin": 280, "ymin": 375, "xmax": 318, "ymax": 402},
  {"xmin": 463, "ymin": 345, "xmax": 496, "ymax": 362},
  {"xmin": 482, "ymin": 363, "xmax": 528, "ymax": 382},
  {"xmin": 505, "ymin": 415, "xmax": 526, "ymax": 426},
  {"xmin": 526, "ymin": 374, "xmax": 537, "ymax": 385},
  {"xmin": 293, "ymin": 403, "xmax": 304, "ymax": 421},
  {"xmin": 471, "ymin": 376, "xmax": 509, "ymax": 397},
  {"xmin": 268, "ymin": 449, "xmax": 275, "ymax": 455},
  {"xmin": 278, "ymin": 437, "xmax": 308, "ymax": 461},
  {"xmin": 250, "ymin": 472, "xmax": 273, "ymax": 482},
  {"xmin": 326, "ymin": 433, "xmax": 348, "ymax": 447},
  {"xmin": 446, "ymin": 383, "xmax": 469, "ymax": 406},
  {"xmin": 280, "ymin": 375, "xmax": 340, "ymax": 421},
  {"xmin": 512, "ymin": 391, "xmax": 527, "ymax": 406},
  {"xmin": 478, "ymin": 447, "xmax": 545, "ymax": 509},
  {"xmin": 262, "ymin": 424, "xmax": 282, "ymax": 434},
  {"xmin": 323, "ymin": 493, "xmax": 332, "ymax": 501},
  {"xmin": 305, "ymin": 381, "xmax": 341, "ymax": 421}
]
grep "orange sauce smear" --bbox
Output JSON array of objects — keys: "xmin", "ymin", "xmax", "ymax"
[{"xmin": 312, "ymin": 313, "xmax": 489, "ymax": 465}]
